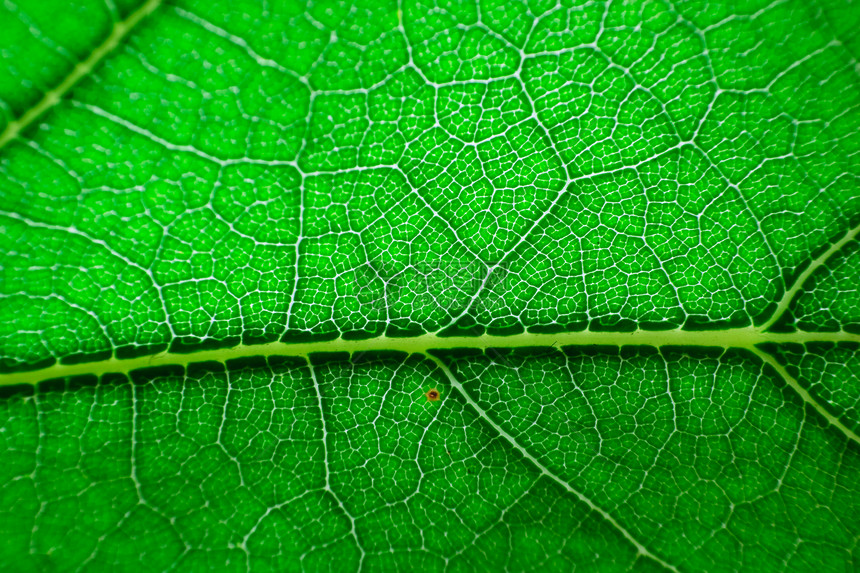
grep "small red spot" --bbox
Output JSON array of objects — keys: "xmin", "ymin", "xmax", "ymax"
[{"xmin": 426, "ymin": 388, "xmax": 441, "ymax": 401}]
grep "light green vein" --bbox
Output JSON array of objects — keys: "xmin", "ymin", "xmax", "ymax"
[
  {"xmin": 749, "ymin": 345, "xmax": 860, "ymax": 445},
  {"xmin": 0, "ymin": 0, "xmax": 163, "ymax": 151},
  {"xmin": 2, "ymin": 328, "xmax": 858, "ymax": 388},
  {"xmin": 426, "ymin": 353, "xmax": 679, "ymax": 573},
  {"xmin": 762, "ymin": 220, "xmax": 860, "ymax": 331}
]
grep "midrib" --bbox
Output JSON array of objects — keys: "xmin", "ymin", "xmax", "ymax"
[{"xmin": 1, "ymin": 327, "xmax": 857, "ymax": 387}]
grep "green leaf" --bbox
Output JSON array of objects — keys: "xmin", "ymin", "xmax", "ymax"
[{"xmin": 1, "ymin": 0, "xmax": 859, "ymax": 571}]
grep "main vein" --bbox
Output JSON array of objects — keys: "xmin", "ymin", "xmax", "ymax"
[{"xmin": 1, "ymin": 328, "xmax": 857, "ymax": 388}]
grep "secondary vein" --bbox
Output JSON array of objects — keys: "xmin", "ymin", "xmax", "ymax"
[
  {"xmin": 749, "ymin": 346, "xmax": 860, "ymax": 446},
  {"xmin": 761, "ymin": 220, "xmax": 860, "ymax": 331},
  {"xmin": 0, "ymin": 0, "xmax": 163, "ymax": 151},
  {"xmin": 426, "ymin": 353, "xmax": 680, "ymax": 573}
]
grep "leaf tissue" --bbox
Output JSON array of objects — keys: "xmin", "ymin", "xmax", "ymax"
[{"xmin": 0, "ymin": 0, "xmax": 859, "ymax": 571}]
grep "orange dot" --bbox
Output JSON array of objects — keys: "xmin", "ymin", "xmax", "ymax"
[{"xmin": 426, "ymin": 388, "xmax": 441, "ymax": 401}]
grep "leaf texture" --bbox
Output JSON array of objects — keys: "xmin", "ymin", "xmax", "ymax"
[{"xmin": 0, "ymin": 0, "xmax": 859, "ymax": 571}]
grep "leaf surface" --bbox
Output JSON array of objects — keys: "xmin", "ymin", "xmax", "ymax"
[{"xmin": 1, "ymin": 0, "xmax": 859, "ymax": 571}]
